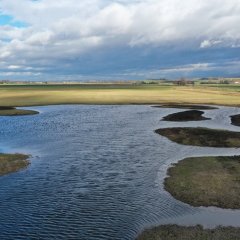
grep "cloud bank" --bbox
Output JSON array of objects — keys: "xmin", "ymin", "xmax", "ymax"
[{"xmin": 0, "ymin": 0, "xmax": 240, "ymax": 80}]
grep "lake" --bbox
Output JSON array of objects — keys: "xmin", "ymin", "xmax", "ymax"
[{"xmin": 0, "ymin": 105, "xmax": 240, "ymax": 240}]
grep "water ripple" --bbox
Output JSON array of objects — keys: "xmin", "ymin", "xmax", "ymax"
[{"xmin": 0, "ymin": 105, "xmax": 239, "ymax": 239}]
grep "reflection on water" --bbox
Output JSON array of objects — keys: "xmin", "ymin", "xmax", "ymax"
[{"xmin": 0, "ymin": 105, "xmax": 239, "ymax": 240}]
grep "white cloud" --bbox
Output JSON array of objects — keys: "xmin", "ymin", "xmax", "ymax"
[
  {"xmin": 7, "ymin": 65, "xmax": 21, "ymax": 69},
  {"xmin": 0, "ymin": 71, "xmax": 42, "ymax": 76},
  {"xmin": 0, "ymin": 0, "xmax": 240, "ymax": 78},
  {"xmin": 200, "ymin": 40, "xmax": 212, "ymax": 48},
  {"xmin": 200, "ymin": 39, "xmax": 223, "ymax": 48}
]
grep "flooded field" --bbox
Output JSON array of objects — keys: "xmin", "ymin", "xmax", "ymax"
[{"xmin": 0, "ymin": 105, "xmax": 239, "ymax": 239}]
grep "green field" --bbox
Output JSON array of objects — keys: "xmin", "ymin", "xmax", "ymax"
[{"xmin": 0, "ymin": 84, "xmax": 240, "ymax": 107}]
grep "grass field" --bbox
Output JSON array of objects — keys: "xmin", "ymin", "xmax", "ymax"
[
  {"xmin": 164, "ymin": 156, "xmax": 240, "ymax": 209},
  {"xmin": 0, "ymin": 84, "xmax": 240, "ymax": 107}
]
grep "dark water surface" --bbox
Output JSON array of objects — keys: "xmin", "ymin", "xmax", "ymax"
[{"xmin": 0, "ymin": 105, "xmax": 240, "ymax": 240}]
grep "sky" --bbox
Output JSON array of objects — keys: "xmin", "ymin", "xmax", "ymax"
[{"xmin": 0, "ymin": 0, "xmax": 240, "ymax": 81}]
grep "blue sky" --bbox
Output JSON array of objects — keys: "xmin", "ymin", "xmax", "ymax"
[
  {"xmin": 0, "ymin": 14, "xmax": 27, "ymax": 28},
  {"xmin": 0, "ymin": 0, "xmax": 240, "ymax": 81},
  {"xmin": 0, "ymin": 14, "xmax": 13, "ymax": 25}
]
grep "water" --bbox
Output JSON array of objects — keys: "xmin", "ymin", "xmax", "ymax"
[{"xmin": 0, "ymin": 105, "xmax": 240, "ymax": 240}]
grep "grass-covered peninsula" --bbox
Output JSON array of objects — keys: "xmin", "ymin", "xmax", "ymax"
[
  {"xmin": 162, "ymin": 110, "xmax": 210, "ymax": 122},
  {"xmin": 0, "ymin": 107, "xmax": 39, "ymax": 116},
  {"xmin": 155, "ymin": 127, "xmax": 240, "ymax": 147},
  {"xmin": 164, "ymin": 156, "xmax": 240, "ymax": 209},
  {"xmin": 0, "ymin": 153, "xmax": 30, "ymax": 176},
  {"xmin": 136, "ymin": 225, "xmax": 240, "ymax": 240}
]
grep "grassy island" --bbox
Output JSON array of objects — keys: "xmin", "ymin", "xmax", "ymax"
[
  {"xmin": 155, "ymin": 127, "xmax": 240, "ymax": 147},
  {"xmin": 136, "ymin": 225, "xmax": 240, "ymax": 240},
  {"xmin": 0, "ymin": 107, "xmax": 39, "ymax": 116},
  {"xmin": 231, "ymin": 114, "xmax": 240, "ymax": 127},
  {"xmin": 153, "ymin": 104, "xmax": 217, "ymax": 110},
  {"xmin": 164, "ymin": 156, "xmax": 240, "ymax": 209},
  {"xmin": 0, "ymin": 153, "xmax": 30, "ymax": 176},
  {"xmin": 162, "ymin": 110, "xmax": 210, "ymax": 122}
]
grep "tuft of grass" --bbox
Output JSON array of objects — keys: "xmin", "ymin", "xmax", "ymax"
[
  {"xmin": 155, "ymin": 127, "xmax": 240, "ymax": 147},
  {"xmin": 0, "ymin": 153, "xmax": 30, "ymax": 176},
  {"xmin": 231, "ymin": 114, "xmax": 240, "ymax": 127},
  {"xmin": 164, "ymin": 156, "xmax": 240, "ymax": 209},
  {"xmin": 162, "ymin": 110, "xmax": 210, "ymax": 122},
  {"xmin": 136, "ymin": 225, "xmax": 240, "ymax": 240}
]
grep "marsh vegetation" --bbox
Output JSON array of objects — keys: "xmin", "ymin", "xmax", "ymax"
[
  {"xmin": 156, "ymin": 127, "xmax": 240, "ymax": 147},
  {"xmin": 0, "ymin": 153, "xmax": 30, "ymax": 176},
  {"xmin": 164, "ymin": 156, "xmax": 240, "ymax": 209},
  {"xmin": 136, "ymin": 225, "xmax": 240, "ymax": 240},
  {"xmin": 162, "ymin": 110, "xmax": 210, "ymax": 122},
  {"xmin": 231, "ymin": 114, "xmax": 240, "ymax": 127},
  {"xmin": 0, "ymin": 107, "xmax": 38, "ymax": 116}
]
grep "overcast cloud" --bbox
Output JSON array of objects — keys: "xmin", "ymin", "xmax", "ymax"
[{"xmin": 0, "ymin": 0, "xmax": 240, "ymax": 80}]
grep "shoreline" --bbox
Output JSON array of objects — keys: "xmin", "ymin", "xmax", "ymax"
[{"xmin": 0, "ymin": 103, "xmax": 240, "ymax": 108}]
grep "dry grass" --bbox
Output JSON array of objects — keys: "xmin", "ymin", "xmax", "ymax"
[{"xmin": 0, "ymin": 84, "xmax": 240, "ymax": 107}]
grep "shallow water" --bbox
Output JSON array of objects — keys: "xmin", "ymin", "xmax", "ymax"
[{"xmin": 0, "ymin": 105, "xmax": 240, "ymax": 240}]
